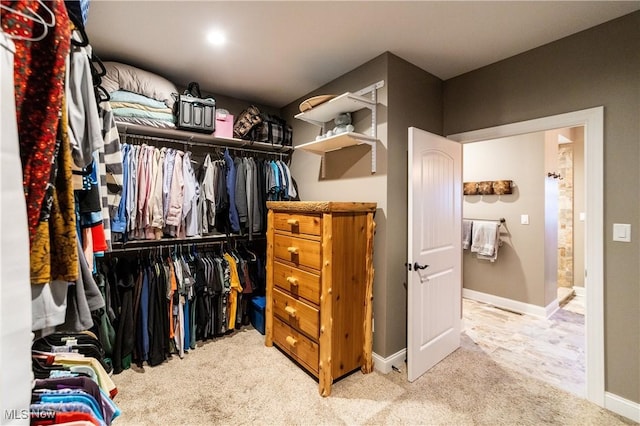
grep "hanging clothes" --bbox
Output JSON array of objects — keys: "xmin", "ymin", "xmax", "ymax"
[
  {"xmin": 96, "ymin": 240, "xmax": 265, "ymax": 371},
  {"xmin": 1, "ymin": 0, "xmax": 72, "ymax": 248},
  {"xmin": 0, "ymin": 29, "xmax": 32, "ymax": 419},
  {"xmin": 224, "ymin": 148, "xmax": 241, "ymax": 233}
]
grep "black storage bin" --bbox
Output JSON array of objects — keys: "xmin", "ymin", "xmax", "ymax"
[{"xmin": 176, "ymin": 95, "xmax": 216, "ymax": 133}]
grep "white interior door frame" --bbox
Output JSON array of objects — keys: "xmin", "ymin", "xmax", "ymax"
[{"xmin": 447, "ymin": 106, "xmax": 604, "ymax": 407}]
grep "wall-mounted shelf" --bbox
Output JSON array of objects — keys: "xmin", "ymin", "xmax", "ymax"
[
  {"xmin": 293, "ymin": 81, "xmax": 383, "ymax": 177},
  {"xmin": 294, "ymin": 92, "xmax": 376, "ymax": 127},
  {"xmin": 296, "ymin": 132, "xmax": 377, "ymax": 178},
  {"xmin": 296, "ymin": 132, "xmax": 377, "ymax": 154}
]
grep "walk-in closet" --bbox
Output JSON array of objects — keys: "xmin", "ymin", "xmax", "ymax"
[{"xmin": 3, "ymin": 1, "xmax": 639, "ymax": 425}]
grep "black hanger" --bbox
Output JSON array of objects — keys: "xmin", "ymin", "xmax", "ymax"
[
  {"xmin": 95, "ymin": 85, "xmax": 110, "ymax": 103},
  {"xmin": 90, "ymin": 52, "xmax": 106, "ymax": 78},
  {"xmin": 68, "ymin": 10, "xmax": 89, "ymax": 47},
  {"xmin": 31, "ymin": 356, "xmax": 68, "ymax": 380}
]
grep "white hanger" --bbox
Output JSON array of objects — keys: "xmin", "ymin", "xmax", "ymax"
[
  {"xmin": 0, "ymin": 0, "xmax": 56, "ymax": 42},
  {"xmin": 34, "ymin": 0, "xmax": 55, "ymax": 27}
]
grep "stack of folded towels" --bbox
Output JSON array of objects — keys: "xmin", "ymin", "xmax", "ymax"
[
  {"xmin": 101, "ymin": 61, "xmax": 178, "ymax": 128},
  {"xmin": 109, "ymin": 90, "xmax": 176, "ymax": 128}
]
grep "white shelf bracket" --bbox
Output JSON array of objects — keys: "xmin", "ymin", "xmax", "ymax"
[
  {"xmin": 321, "ymin": 153, "xmax": 326, "ymax": 178},
  {"xmin": 354, "ymin": 80, "xmax": 383, "ymax": 140},
  {"xmin": 361, "ymin": 140, "xmax": 376, "ymax": 174}
]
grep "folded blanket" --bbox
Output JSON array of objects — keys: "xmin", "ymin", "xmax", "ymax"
[
  {"xmin": 114, "ymin": 116, "xmax": 176, "ymax": 129},
  {"xmin": 112, "ymin": 107, "xmax": 175, "ymax": 122},
  {"xmin": 109, "ymin": 90, "xmax": 169, "ymax": 109},
  {"xmin": 109, "ymin": 101, "xmax": 172, "ymax": 114}
]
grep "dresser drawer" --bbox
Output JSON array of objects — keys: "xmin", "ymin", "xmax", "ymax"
[
  {"xmin": 273, "ymin": 234, "xmax": 321, "ymax": 271},
  {"xmin": 273, "ymin": 316, "xmax": 319, "ymax": 376},
  {"xmin": 274, "ymin": 213, "xmax": 321, "ymax": 237},
  {"xmin": 273, "ymin": 261, "xmax": 320, "ymax": 305},
  {"xmin": 273, "ymin": 287, "xmax": 319, "ymax": 340}
]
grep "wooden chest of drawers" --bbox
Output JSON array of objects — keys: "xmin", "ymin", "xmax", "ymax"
[{"xmin": 265, "ymin": 201, "xmax": 376, "ymax": 396}]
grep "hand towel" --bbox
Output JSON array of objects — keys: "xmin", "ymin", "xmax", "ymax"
[
  {"xmin": 462, "ymin": 220, "xmax": 473, "ymax": 250},
  {"xmin": 470, "ymin": 220, "xmax": 500, "ymax": 261}
]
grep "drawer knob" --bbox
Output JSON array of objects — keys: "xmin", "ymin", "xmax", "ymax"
[
  {"xmin": 286, "ymin": 276, "xmax": 299, "ymax": 286},
  {"xmin": 286, "ymin": 336, "xmax": 297, "ymax": 347},
  {"xmin": 287, "ymin": 218, "xmax": 299, "ymax": 225},
  {"xmin": 287, "ymin": 246, "xmax": 299, "ymax": 254},
  {"xmin": 284, "ymin": 306, "xmax": 297, "ymax": 317}
]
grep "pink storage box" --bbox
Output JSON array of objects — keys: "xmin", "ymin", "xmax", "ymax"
[{"xmin": 213, "ymin": 111, "xmax": 234, "ymax": 138}]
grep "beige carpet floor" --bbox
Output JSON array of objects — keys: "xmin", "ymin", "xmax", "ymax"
[{"xmin": 109, "ymin": 327, "xmax": 634, "ymax": 426}]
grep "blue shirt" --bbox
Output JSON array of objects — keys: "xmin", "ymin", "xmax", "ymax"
[{"xmin": 224, "ymin": 148, "xmax": 240, "ymax": 232}]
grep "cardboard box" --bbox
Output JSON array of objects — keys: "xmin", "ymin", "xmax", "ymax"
[{"xmin": 213, "ymin": 111, "xmax": 234, "ymax": 138}]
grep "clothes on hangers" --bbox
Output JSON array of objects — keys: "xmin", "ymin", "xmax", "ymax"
[
  {"xmin": 94, "ymin": 241, "xmax": 265, "ymax": 373},
  {"xmin": 111, "ymin": 143, "xmax": 296, "ymax": 242},
  {"xmin": 4, "ymin": 1, "xmax": 123, "ymax": 344},
  {"xmin": 1, "ymin": 1, "xmax": 71, "ymax": 247},
  {"xmin": 31, "ymin": 330, "xmax": 121, "ymax": 425},
  {"xmin": 0, "ymin": 29, "xmax": 33, "ymax": 420}
]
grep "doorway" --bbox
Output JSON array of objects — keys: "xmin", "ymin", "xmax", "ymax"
[
  {"xmin": 545, "ymin": 126, "xmax": 586, "ymax": 307},
  {"xmin": 446, "ymin": 106, "xmax": 604, "ymax": 406},
  {"xmin": 460, "ymin": 125, "xmax": 586, "ymax": 396}
]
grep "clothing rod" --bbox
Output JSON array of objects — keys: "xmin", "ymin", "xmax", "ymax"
[
  {"xmin": 117, "ymin": 122, "xmax": 293, "ymax": 155},
  {"xmin": 108, "ymin": 243, "xmax": 220, "ymax": 254},
  {"xmin": 463, "ymin": 217, "xmax": 506, "ymax": 224},
  {"xmin": 109, "ymin": 234, "xmax": 265, "ymax": 253},
  {"xmin": 122, "ymin": 133, "xmax": 290, "ymax": 157}
]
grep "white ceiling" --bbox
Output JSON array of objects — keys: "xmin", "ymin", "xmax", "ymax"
[{"xmin": 85, "ymin": 1, "xmax": 639, "ymax": 108}]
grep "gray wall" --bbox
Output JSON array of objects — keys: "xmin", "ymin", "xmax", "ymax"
[
  {"xmin": 443, "ymin": 11, "xmax": 639, "ymax": 404},
  {"xmin": 386, "ymin": 54, "xmax": 443, "ymax": 356},
  {"xmin": 282, "ymin": 54, "xmax": 391, "ymax": 358},
  {"xmin": 282, "ymin": 53, "xmax": 444, "ymax": 359}
]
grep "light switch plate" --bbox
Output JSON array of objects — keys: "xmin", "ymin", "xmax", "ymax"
[
  {"xmin": 613, "ymin": 223, "xmax": 631, "ymax": 242},
  {"xmin": 521, "ymin": 214, "xmax": 529, "ymax": 225}
]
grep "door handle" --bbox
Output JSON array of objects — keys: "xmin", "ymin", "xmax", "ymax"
[{"xmin": 413, "ymin": 262, "xmax": 429, "ymax": 271}]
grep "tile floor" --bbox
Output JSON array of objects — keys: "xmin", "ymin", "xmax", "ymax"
[{"xmin": 462, "ymin": 292, "xmax": 586, "ymax": 397}]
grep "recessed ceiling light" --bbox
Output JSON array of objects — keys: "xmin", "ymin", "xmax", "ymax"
[{"xmin": 207, "ymin": 30, "xmax": 226, "ymax": 47}]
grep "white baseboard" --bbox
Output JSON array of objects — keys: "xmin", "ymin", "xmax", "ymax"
[
  {"xmin": 573, "ymin": 286, "xmax": 586, "ymax": 297},
  {"xmin": 463, "ymin": 288, "xmax": 558, "ymax": 319},
  {"xmin": 605, "ymin": 392, "xmax": 640, "ymax": 423},
  {"xmin": 372, "ymin": 349, "xmax": 406, "ymax": 374}
]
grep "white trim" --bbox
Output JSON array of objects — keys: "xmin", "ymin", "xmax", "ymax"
[
  {"xmin": 449, "ymin": 106, "xmax": 605, "ymax": 407},
  {"xmin": 463, "ymin": 288, "xmax": 558, "ymax": 319},
  {"xmin": 545, "ymin": 299, "xmax": 560, "ymax": 318},
  {"xmin": 605, "ymin": 392, "xmax": 640, "ymax": 423},
  {"xmin": 373, "ymin": 349, "xmax": 406, "ymax": 374},
  {"xmin": 573, "ymin": 286, "xmax": 586, "ymax": 298}
]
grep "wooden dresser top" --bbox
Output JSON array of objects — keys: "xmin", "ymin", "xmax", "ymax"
[{"xmin": 266, "ymin": 201, "xmax": 377, "ymax": 213}]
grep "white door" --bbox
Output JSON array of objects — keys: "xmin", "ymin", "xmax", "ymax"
[{"xmin": 407, "ymin": 127, "xmax": 462, "ymax": 382}]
